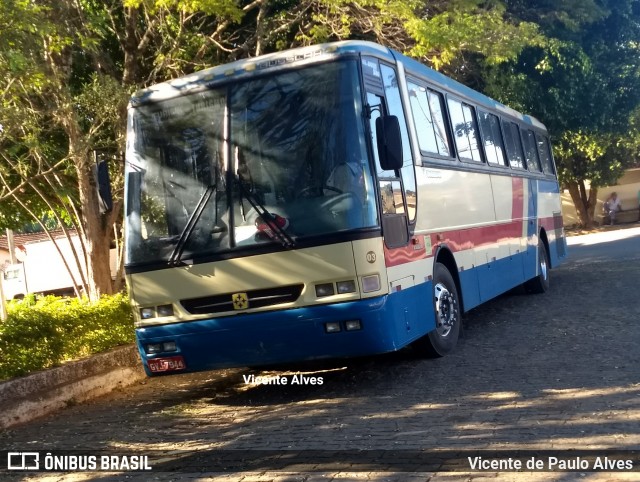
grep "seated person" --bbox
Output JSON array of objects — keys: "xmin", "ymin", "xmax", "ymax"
[{"xmin": 603, "ymin": 192, "xmax": 622, "ymax": 225}]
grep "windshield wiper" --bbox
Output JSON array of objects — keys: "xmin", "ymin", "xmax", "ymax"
[
  {"xmin": 168, "ymin": 185, "xmax": 216, "ymax": 265},
  {"xmin": 236, "ymin": 177, "xmax": 294, "ymax": 248}
]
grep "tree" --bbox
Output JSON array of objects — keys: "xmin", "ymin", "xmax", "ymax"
[
  {"xmin": 0, "ymin": 1, "xmax": 130, "ymax": 300},
  {"xmin": 4, "ymin": 0, "xmax": 613, "ymax": 299},
  {"xmin": 484, "ymin": 0, "xmax": 640, "ymax": 227},
  {"xmin": 298, "ymin": 0, "xmax": 541, "ymax": 79}
]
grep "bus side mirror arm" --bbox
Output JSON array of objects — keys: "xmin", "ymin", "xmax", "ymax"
[{"xmin": 376, "ymin": 115, "xmax": 403, "ymax": 171}]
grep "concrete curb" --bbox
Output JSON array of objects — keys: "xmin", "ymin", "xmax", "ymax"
[{"xmin": 0, "ymin": 344, "xmax": 146, "ymax": 430}]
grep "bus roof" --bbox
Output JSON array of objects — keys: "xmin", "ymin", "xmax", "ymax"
[
  {"xmin": 130, "ymin": 40, "xmax": 546, "ymax": 131},
  {"xmin": 130, "ymin": 41, "xmax": 388, "ymax": 106}
]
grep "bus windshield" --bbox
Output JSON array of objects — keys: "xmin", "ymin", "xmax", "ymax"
[{"xmin": 126, "ymin": 60, "xmax": 378, "ymax": 265}]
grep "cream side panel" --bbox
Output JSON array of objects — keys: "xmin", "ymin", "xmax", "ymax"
[
  {"xmin": 491, "ymin": 175, "xmax": 513, "ymax": 222},
  {"xmin": 386, "ymin": 257, "xmax": 434, "ymax": 289},
  {"xmin": 415, "ymin": 167, "xmax": 496, "ymax": 232},
  {"xmin": 453, "ymin": 249, "xmax": 476, "ymax": 272},
  {"xmin": 538, "ymin": 189, "xmax": 562, "ymax": 219},
  {"xmin": 130, "ymin": 242, "xmax": 358, "ymax": 319},
  {"xmin": 538, "ymin": 184, "xmax": 563, "ymax": 244},
  {"xmin": 489, "ymin": 174, "xmax": 518, "ymax": 262}
]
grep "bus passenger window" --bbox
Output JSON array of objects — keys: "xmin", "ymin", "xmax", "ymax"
[
  {"xmin": 429, "ymin": 91, "xmax": 452, "ymax": 157},
  {"xmin": 522, "ymin": 129, "xmax": 542, "ymax": 172},
  {"xmin": 407, "ymin": 82, "xmax": 452, "ymax": 157},
  {"xmin": 503, "ymin": 121, "xmax": 525, "ymax": 169},
  {"xmin": 478, "ymin": 110, "xmax": 507, "ymax": 166},
  {"xmin": 448, "ymin": 98, "xmax": 482, "ymax": 162},
  {"xmin": 536, "ymin": 134, "xmax": 555, "ymax": 174}
]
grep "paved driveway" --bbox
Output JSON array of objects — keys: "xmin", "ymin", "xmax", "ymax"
[{"xmin": 2, "ymin": 227, "xmax": 639, "ymax": 481}]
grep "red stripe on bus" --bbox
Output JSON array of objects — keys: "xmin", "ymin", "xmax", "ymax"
[
  {"xmin": 383, "ymin": 215, "xmax": 556, "ymax": 268},
  {"xmin": 384, "ymin": 235, "xmax": 428, "ymax": 267},
  {"xmin": 512, "ymin": 177, "xmax": 524, "ymax": 221}
]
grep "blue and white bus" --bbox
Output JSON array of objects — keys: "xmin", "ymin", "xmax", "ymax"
[{"xmin": 124, "ymin": 41, "xmax": 567, "ymax": 375}]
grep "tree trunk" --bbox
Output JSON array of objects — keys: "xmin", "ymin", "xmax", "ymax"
[
  {"xmin": 566, "ymin": 180, "xmax": 599, "ymax": 228},
  {"xmin": 587, "ymin": 185, "xmax": 599, "ymax": 222},
  {"xmin": 122, "ymin": 7, "xmax": 139, "ymax": 85},
  {"xmin": 76, "ymin": 157, "xmax": 114, "ymax": 300},
  {"xmin": 65, "ymin": 115, "xmax": 114, "ymax": 300}
]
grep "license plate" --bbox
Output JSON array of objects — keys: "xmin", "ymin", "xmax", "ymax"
[{"xmin": 148, "ymin": 355, "xmax": 186, "ymax": 373}]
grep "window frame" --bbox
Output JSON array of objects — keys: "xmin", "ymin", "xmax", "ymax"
[
  {"xmin": 521, "ymin": 128, "xmax": 543, "ymax": 173},
  {"xmin": 446, "ymin": 95, "xmax": 484, "ymax": 164},
  {"xmin": 501, "ymin": 119, "xmax": 527, "ymax": 170},
  {"xmin": 477, "ymin": 109, "xmax": 508, "ymax": 168},
  {"xmin": 406, "ymin": 78, "xmax": 455, "ymax": 160},
  {"xmin": 535, "ymin": 133, "xmax": 556, "ymax": 176}
]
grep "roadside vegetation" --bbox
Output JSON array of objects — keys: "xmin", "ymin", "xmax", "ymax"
[{"xmin": 0, "ymin": 293, "xmax": 134, "ymax": 381}]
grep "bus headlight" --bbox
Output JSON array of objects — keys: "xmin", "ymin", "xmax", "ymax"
[
  {"xmin": 146, "ymin": 343, "xmax": 162, "ymax": 354},
  {"xmin": 140, "ymin": 304, "xmax": 175, "ymax": 320},
  {"xmin": 315, "ymin": 283, "xmax": 335, "ymax": 297},
  {"xmin": 345, "ymin": 320, "xmax": 362, "ymax": 331},
  {"xmin": 361, "ymin": 274, "xmax": 381, "ymax": 293},
  {"xmin": 140, "ymin": 307, "xmax": 156, "ymax": 320},
  {"xmin": 336, "ymin": 280, "xmax": 357, "ymax": 294},
  {"xmin": 162, "ymin": 341, "xmax": 178, "ymax": 352},
  {"xmin": 324, "ymin": 322, "xmax": 341, "ymax": 333},
  {"xmin": 157, "ymin": 304, "xmax": 174, "ymax": 317},
  {"xmin": 145, "ymin": 341, "xmax": 178, "ymax": 354}
]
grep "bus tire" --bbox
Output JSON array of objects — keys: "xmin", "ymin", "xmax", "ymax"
[
  {"xmin": 417, "ymin": 262, "xmax": 461, "ymax": 358},
  {"xmin": 525, "ymin": 241, "xmax": 550, "ymax": 294}
]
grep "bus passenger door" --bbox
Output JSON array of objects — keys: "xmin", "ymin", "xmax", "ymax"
[
  {"xmin": 366, "ymin": 91, "xmax": 409, "ymax": 249},
  {"xmin": 362, "ymin": 58, "xmax": 416, "ymax": 250}
]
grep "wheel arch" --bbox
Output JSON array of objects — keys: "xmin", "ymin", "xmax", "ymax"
[
  {"xmin": 434, "ymin": 244, "xmax": 465, "ymax": 314},
  {"xmin": 539, "ymin": 227, "xmax": 552, "ymax": 268}
]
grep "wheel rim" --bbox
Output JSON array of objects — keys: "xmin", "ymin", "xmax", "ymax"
[
  {"xmin": 540, "ymin": 250, "xmax": 548, "ymax": 281},
  {"xmin": 434, "ymin": 282, "xmax": 457, "ymax": 337}
]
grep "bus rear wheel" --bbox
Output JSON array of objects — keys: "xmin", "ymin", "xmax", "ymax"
[
  {"xmin": 416, "ymin": 262, "xmax": 461, "ymax": 357},
  {"xmin": 525, "ymin": 241, "xmax": 550, "ymax": 294}
]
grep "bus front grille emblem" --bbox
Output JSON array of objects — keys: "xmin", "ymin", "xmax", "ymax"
[{"xmin": 232, "ymin": 293, "xmax": 249, "ymax": 310}]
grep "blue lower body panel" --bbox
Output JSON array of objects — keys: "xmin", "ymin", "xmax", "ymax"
[{"xmin": 136, "ymin": 288, "xmax": 436, "ymax": 376}]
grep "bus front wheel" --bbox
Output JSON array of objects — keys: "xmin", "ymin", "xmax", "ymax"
[{"xmin": 416, "ymin": 262, "xmax": 461, "ymax": 357}]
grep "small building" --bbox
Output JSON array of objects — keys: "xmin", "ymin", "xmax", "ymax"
[{"xmin": 0, "ymin": 230, "xmax": 83, "ymax": 299}]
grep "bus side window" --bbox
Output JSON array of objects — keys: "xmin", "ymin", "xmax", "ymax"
[
  {"xmin": 478, "ymin": 110, "xmax": 507, "ymax": 166},
  {"xmin": 407, "ymin": 81, "xmax": 452, "ymax": 157},
  {"xmin": 502, "ymin": 120, "xmax": 526, "ymax": 169},
  {"xmin": 447, "ymin": 98, "xmax": 482, "ymax": 162},
  {"xmin": 522, "ymin": 129, "xmax": 542, "ymax": 172},
  {"xmin": 536, "ymin": 134, "xmax": 555, "ymax": 175}
]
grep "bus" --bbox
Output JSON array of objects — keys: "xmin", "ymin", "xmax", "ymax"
[{"xmin": 124, "ymin": 41, "xmax": 567, "ymax": 376}]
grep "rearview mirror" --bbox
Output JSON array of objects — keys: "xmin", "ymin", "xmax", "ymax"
[
  {"xmin": 375, "ymin": 116, "xmax": 403, "ymax": 171},
  {"xmin": 96, "ymin": 160, "xmax": 113, "ymax": 214}
]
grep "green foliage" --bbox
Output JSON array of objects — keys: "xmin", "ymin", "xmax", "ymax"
[
  {"xmin": 0, "ymin": 293, "xmax": 135, "ymax": 380},
  {"xmin": 125, "ymin": 0, "xmax": 244, "ymax": 20},
  {"xmin": 303, "ymin": 0, "xmax": 542, "ymax": 74},
  {"xmin": 406, "ymin": 2, "xmax": 542, "ymax": 69},
  {"xmin": 482, "ymin": 0, "xmax": 640, "ymax": 226}
]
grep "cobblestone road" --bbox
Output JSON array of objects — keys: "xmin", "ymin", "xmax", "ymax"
[{"xmin": 2, "ymin": 227, "xmax": 639, "ymax": 482}]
